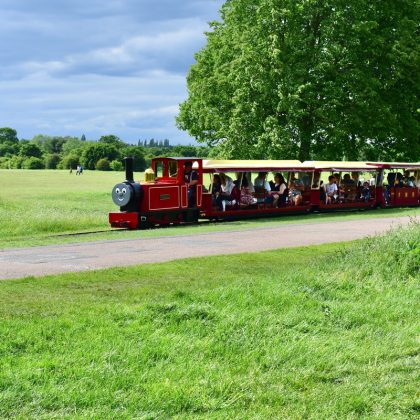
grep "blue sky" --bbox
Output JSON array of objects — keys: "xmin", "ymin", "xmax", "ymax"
[{"xmin": 0, "ymin": 0, "xmax": 224, "ymax": 144}]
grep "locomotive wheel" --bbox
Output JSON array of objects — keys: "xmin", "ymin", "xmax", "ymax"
[
  {"xmin": 184, "ymin": 208, "xmax": 199, "ymax": 223},
  {"xmin": 138, "ymin": 221, "xmax": 153, "ymax": 229}
]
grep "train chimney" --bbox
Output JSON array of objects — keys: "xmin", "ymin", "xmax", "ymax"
[{"xmin": 124, "ymin": 157, "xmax": 134, "ymax": 182}]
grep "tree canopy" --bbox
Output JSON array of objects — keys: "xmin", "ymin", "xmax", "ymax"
[
  {"xmin": 0, "ymin": 128, "xmax": 209, "ymax": 171},
  {"xmin": 177, "ymin": 0, "xmax": 420, "ymax": 161}
]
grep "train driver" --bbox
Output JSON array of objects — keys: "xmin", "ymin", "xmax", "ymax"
[{"xmin": 184, "ymin": 161, "xmax": 199, "ymax": 207}]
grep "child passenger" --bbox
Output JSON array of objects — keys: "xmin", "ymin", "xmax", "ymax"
[
  {"xmin": 289, "ymin": 179, "xmax": 302, "ymax": 206},
  {"xmin": 240, "ymin": 175, "xmax": 257, "ymax": 206},
  {"xmin": 325, "ymin": 175, "xmax": 338, "ymax": 204},
  {"xmin": 361, "ymin": 182, "xmax": 371, "ymax": 202}
]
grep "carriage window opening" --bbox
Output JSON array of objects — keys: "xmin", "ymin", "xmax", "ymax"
[
  {"xmin": 168, "ymin": 161, "xmax": 178, "ymax": 178},
  {"xmin": 415, "ymin": 171, "xmax": 420, "ymax": 187},
  {"xmin": 155, "ymin": 161, "xmax": 163, "ymax": 179},
  {"xmin": 368, "ymin": 172, "xmax": 377, "ymax": 186},
  {"xmin": 301, "ymin": 172, "xmax": 312, "ymax": 189}
]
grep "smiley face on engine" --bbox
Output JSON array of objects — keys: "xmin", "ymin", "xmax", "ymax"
[
  {"xmin": 112, "ymin": 183, "xmax": 132, "ymax": 207},
  {"xmin": 115, "ymin": 186, "xmax": 127, "ymax": 202}
]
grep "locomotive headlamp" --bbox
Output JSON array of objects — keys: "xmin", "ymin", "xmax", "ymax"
[{"xmin": 112, "ymin": 182, "xmax": 133, "ymax": 207}]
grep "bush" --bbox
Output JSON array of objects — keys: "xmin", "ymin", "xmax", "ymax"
[
  {"xmin": 44, "ymin": 153, "xmax": 61, "ymax": 169},
  {"xmin": 19, "ymin": 142, "xmax": 43, "ymax": 158},
  {"xmin": 81, "ymin": 143, "xmax": 119, "ymax": 170},
  {"xmin": 23, "ymin": 157, "xmax": 45, "ymax": 169},
  {"xmin": 110, "ymin": 160, "xmax": 123, "ymax": 171},
  {"xmin": 121, "ymin": 145, "xmax": 146, "ymax": 171},
  {"xmin": 61, "ymin": 154, "xmax": 80, "ymax": 169},
  {"xmin": 7, "ymin": 155, "xmax": 25, "ymax": 169},
  {"xmin": 0, "ymin": 143, "xmax": 18, "ymax": 157},
  {"xmin": 0, "ymin": 157, "xmax": 10, "ymax": 169},
  {"xmin": 96, "ymin": 158, "xmax": 111, "ymax": 171}
]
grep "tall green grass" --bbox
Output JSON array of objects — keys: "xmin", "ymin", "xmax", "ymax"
[
  {"xmin": 0, "ymin": 170, "xmax": 122, "ymax": 239},
  {"xmin": 0, "ymin": 223, "xmax": 418, "ymax": 418}
]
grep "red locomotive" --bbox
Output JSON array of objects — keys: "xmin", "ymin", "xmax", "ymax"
[{"xmin": 109, "ymin": 157, "xmax": 420, "ymax": 229}]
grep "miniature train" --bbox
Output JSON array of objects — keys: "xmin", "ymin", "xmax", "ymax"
[{"xmin": 109, "ymin": 157, "xmax": 420, "ymax": 229}]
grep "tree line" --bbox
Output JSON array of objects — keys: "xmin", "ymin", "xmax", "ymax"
[
  {"xmin": 177, "ymin": 0, "xmax": 419, "ymax": 162},
  {"xmin": 0, "ymin": 128, "xmax": 211, "ymax": 171}
]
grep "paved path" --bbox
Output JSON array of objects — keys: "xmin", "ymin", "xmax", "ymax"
[{"xmin": 0, "ymin": 216, "xmax": 415, "ymax": 280}]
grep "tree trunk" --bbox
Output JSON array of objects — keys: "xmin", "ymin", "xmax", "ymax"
[
  {"xmin": 298, "ymin": 117, "xmax": 313, "ymax": 161},
  {"xmin": 344, "ymin": 133, "xmax": 358, "ymax": 161}
]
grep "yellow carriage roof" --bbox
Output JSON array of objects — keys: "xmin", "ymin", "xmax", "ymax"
[
  {"xmin": 198, "ymin": 159, "xmax": 420, "ymax": 172},
  {"xmin": 202, "ymin": 160, "xmax": 312, "ymax": 171},
  {"xmin": 367, "ymin": 162, "xmax": 420, "ymax": 169},
  {"xmin": 304, "ymin": 161, "xmax": 380, "ymax": 171}
]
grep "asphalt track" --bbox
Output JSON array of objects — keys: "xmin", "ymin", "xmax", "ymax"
[{"xmin": 0, "ymin": 215, "xmax": 416, "ymax": 280}]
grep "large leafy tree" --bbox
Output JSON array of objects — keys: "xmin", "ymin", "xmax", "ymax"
[
  {"xmin": 19, "ymin": 142, "xmax": 43, "ymax": 159},
  {"xmin": 177, "ymin": 0, "xmax": 419, "ymax": 161},
  {"xmin": 81, "ymin": 143, "xmax": 119, "ymax": 170},
  {"xmin": 0, "ymin": 127, "xmax": 19, "ymax": 156}
]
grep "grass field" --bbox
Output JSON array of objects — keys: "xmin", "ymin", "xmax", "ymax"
[
  {"xmin": 0, "ymin": 223, "xmax": 419, "ymax": 418},
  {"xmin": 0, "ymin": 169, "xmax": 419, "ymax": 249}
]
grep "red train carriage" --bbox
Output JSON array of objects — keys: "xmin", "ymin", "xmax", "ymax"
[
  {"xmin": 303, "ymin": 161, "xmax": 381, "ymax": 210},
  {"xmin": 109, "ymin": 157, "xmax": 420, "ymax": 229},
  {"xmin": 200, "ymin": 160, "xmax": 315, "ymax": 218},
  {"xmin": 367, "ymin": 162, "xmax": 420, "ymax": 208}
]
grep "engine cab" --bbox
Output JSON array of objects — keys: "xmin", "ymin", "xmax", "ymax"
[{"xmin": 109, "ymin": 157, "xmax": 203, "ymax": 229}]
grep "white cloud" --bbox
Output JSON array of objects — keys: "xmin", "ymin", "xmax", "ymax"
[{"xmin": 0, "ymin": 0, "xmax": 224, "ymax": 143}]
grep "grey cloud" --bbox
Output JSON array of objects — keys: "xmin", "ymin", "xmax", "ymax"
[{"xmin": 0, "ymin": 0, "xmax": 224, "ymax": 143}]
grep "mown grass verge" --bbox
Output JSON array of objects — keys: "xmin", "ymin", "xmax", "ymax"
[{"xmin": 0, "ymin": 223, "xmax": 419, "ymax": 418}]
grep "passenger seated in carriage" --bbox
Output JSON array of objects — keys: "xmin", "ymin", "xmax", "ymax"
[
  {"xmin": 269, "ymin": 173, "xmax": 288, "ymax": 207},
  {"xmin": 210, "ymin": 174, "xmax": 221, "ymax": 205},
  {"xmin": 395, "ymin": 173, "xmax": 404, "ymax": 187},
  {"xmin": 254, "ymin": 172, "xmax": 273, "ymax": 204},
  {"xmin": 234, "ymin": 172, "xmax": 254, "ymax": 192},
  {"xmin": 407, "ymin": 176, "xmax": 415, "ymax": 188},
  {"xmin": 361, "ymin": 182, "xmax": 371, "ymax": 202},
  {"xmin": 325, "ymin": 175, "xmax": 338, "ymax": 204},
  {"xmin": 211, "ymin": 174, "xmax": 221, "ymax": 195},
  {"xmin": 340, "ymin": 173, "xmax": 357, "ymax": 201},
  {"xmin": 319, "ymin": 180, "xmax": 326, "ymax": 202},
  {"xmin": 352, "ymin": 172, "xmax": 361, "ymax": 187},
  {"xmin": 333, "ymin": 173, "xmax": 341, "ymax": 187},
  {"xmin": 289, "ymin": 179, "xmax": 303, "ymax": 206},
  {"xmin": 216, "ymin": 173, "xmax": 238, "ymax": 211},
  {"xmin": 341, "ymin": 174, "xmax": 355, "ymax": 185},
  {"xmin": 239, "ymin": 175, "xmax": 257, "ymax": 206}
]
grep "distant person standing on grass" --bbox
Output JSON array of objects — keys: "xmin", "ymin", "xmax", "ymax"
[
  {"xmin": 76, "ymin": 165, "xmax": 81, "ymax": 175},
  {"xmin": 69, "ymin": 167, "xmax": 73, "ymax": 174}
]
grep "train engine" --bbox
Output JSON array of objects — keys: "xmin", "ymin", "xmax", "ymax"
[{"xmin": 109, "ymin": 157, "xmax": 203, "ymax": 229}]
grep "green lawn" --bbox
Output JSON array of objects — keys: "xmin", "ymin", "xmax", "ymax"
[
  {"xmin": 0, "ymin": 169, "xmax": 419, "ymax": 249},
  {"xmin": 0, "ymin": 223, "xmax": 419, "ymax": 418}
]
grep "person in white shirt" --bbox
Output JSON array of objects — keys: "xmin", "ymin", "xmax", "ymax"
[
  {"xmin": 325, "ymin": 175, "xmax": 338, "ymax": 204},
  {"xmin": 254, "ymin": 172, "xmax": 272, "ymax": 204},
  {"xmin": 254, "ymin": 172, "xmax": 271, "ymax": 192},
  {"xmin": 216, "ymin": 173, "xmax": 236, "ymax": 210}
]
